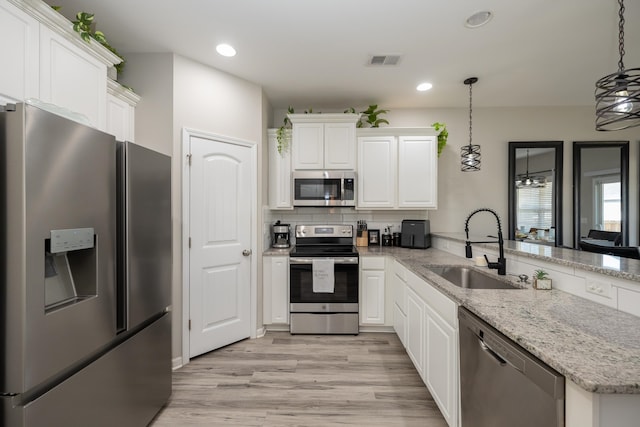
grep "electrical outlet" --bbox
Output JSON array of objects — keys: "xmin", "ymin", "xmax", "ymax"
[{"xmin": 586, "ymin": 280, "xmax": 612, "ymax": 298}]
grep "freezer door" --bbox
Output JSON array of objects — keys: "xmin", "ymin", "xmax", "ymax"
[
  {"xmin": 124, "ymin": 142, "xmax": 172, "ymax": 328},
  {"xmin": 1, "ymin": 104, "xmax": 118, "ymax": 393}
]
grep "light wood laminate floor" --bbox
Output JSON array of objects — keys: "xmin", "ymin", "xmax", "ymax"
[{"xmin": 151, "ymin": 332, "xmax": 447, "ymax": 426}]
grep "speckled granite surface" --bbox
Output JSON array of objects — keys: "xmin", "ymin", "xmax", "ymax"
[
  {"xmin": 263, "ymin": 247, "xmax": 293, "ymax": 256},
  {"xmin": 432, "ymin": 232, "xmax": 640, "ymax": 282},
  {"xmin": 358, "ymin": 245, "xmax": 640, "ymax": 394}
]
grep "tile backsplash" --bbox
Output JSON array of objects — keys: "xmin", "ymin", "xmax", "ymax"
[{"xmin": 263, "ymin": 206, "xmax": 429, "ymax": 249}]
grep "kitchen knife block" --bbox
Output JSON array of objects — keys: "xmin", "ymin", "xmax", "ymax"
[{"xmin": 356, "ymin": 231, "xmax": 368, "ymax": 247}]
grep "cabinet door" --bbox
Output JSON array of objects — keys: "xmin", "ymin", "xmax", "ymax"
[
  {"xmin": 39, "ymin": 26, "xmax": 107, "ymax": 129},
  {"xmin": 425, "ymin": 305, "xmax": 457, "ymax": 427},
  {"xmin": 391, "ymin": 270, "xmax": 407, "ymax": 347},
  {"xmin": 324, "ymin": 122, "xmax": 356, "ymax": 169},
  {"xmin": 357, "ymin": 136, "xmax": 396, "ymax": 208},
  {"xmin": 292, "ymin": 123, "xmax": 324, "ymax": 169},
  {"xmin": 406, "ymin": 287, "xmax": 425, "ymax": 378},
  {"xmin": 0, "ymin": 1, "xmax": 39, "ymax": 103},
  {"xmin": 262, "ymin": 256, "xmax": 289, "ymax": 324},
  {"xmin": 106, "ymin": 93, "xmax": 132, "ymax": 141},
  {"xmin": 398, "ymin": 136, "xmax": 437, "ymax": 208},
  {"xmin": 360, "ymin": 269, "xmax": 385, "ymax": 325},
  {"xmin": 268, "ymin": 130, "xmax": 293, "ymax": 209}
]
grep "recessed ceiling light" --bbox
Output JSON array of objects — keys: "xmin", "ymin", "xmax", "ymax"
[
  {"xmin": 416, "ymin": 82, "xmax": 433, "ymax": 92},
  {"xmin": 465, "ymin": 11, "xmax": 493, "ymax": 28},
  {"xmin": 216, "ymin": 43, "xmax": 236, "ymax": 57}
]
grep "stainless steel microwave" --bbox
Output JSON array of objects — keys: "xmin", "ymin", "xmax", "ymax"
[{"xmin": 292, "ymin": 171, "xmax": 356, "ymax": 207}]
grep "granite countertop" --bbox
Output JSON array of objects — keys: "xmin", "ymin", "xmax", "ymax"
[
  {"xmin": 431, "ymin": 232, "xmax": 640, "ymax": 282},
  {"xmin": 361, "ymin": 245, "xmax": 640, "ymax": 394}
]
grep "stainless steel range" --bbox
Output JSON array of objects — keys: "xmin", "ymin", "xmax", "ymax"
[{"xmin": 289, "ymin": 225, "xmax": 359, "ymax": 334}]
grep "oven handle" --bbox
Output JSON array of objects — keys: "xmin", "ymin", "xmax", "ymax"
[{"xmin": 289, "ymin": 257, "xmax": 359, "ymax": 265}]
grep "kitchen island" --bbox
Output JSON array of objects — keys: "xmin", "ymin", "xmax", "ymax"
[{"xmin": 358, "ymin": 236, "xmax": 640, "ymax": 427}]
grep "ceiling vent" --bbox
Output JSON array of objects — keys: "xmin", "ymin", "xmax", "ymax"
[{"xmin": 368, "ymin": 55, "xmax": 401, "ymax": 66}]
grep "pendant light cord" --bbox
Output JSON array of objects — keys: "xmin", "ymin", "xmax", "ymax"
[
  {"xmin": 618, "ymin": 0, "xmax": 626, "ymax": 72},
  {"xmin": 468, "ymin": 82, "xmax": 473, "ymax": 146}
]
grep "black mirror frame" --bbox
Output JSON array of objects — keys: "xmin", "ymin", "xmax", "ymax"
[
  {"xmin": 572, "ymin": 141, "xmax": 629, "ymax": 248},
  {"xmin": 508, "ymin": 141, "xmax": 563, "ymax": 246}
]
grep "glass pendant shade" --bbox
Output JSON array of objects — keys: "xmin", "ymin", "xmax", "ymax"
[
  {"xmin": 461, "ymin": 77, "xmax": 480, "ymax": 172},
  {"xmin": 595, "ymin": 0, "xmax": 640, "ymax": 131}
]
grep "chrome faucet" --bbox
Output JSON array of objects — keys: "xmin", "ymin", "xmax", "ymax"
[{"xmin": 464, "ymin": 208, "xmax": 507, "ymax": 275}]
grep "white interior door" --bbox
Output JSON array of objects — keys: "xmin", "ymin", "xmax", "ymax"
[{"xmin": 188, "ymin": 134, "xmax": 252, "ymax": 358}]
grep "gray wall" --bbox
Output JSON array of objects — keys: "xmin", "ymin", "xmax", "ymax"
[{"xmin": 122, "ymin": 53, "xmax": 265, "ymax": 362}]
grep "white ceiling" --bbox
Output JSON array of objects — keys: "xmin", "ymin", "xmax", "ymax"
[{"xmin": 46, "ymin": 0, "xmax": 640, "ymax": 110}]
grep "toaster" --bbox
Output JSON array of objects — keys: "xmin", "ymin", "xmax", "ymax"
[{"xmin": 400, "ymin": 220, "xmax": 431, "ymax": 249}]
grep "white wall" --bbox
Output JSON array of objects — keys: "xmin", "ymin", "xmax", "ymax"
[{"xmin": 274, "ymin": 106, "xmax": 640, "ymax": 245}]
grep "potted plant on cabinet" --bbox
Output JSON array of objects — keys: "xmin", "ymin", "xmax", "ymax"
[
  {"xmin": 533, "ymin": 269, "xmax": 552, "ymax": 289},
  {"xmin": 432, "ymin": 122, "xmax": 448, "ymax": 157}
]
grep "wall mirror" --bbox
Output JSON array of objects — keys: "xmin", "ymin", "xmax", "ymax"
[
  {"xmin": 573, "ymin": 141, "xmax": 629, "ymax": 248},
  {"xmin": 508, "ymin": 141, "xmax": 563, "ymax": 246}
]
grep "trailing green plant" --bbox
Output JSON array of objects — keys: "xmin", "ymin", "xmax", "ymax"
[
  {"xmin": 71, "ymin": 11, "xmax": 125, "ymax": 74},
  {"xmin": 533, "ymin": 269, "xmax": 549, "ymax": 280},
  {"xmin": 432, "ymin": 122, "xmax": 448, "ymax": 157},
  {"xmin": 276, "ymin": 106, "xmax": 294, "ymax": 154},
  {"xmin": 358, "ymin": 104, "xmax": 389, "ymax": 128}
]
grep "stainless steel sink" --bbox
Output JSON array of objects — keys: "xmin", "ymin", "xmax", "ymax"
[{"xmin": 426, "ymin": 266, "xmax": 521, "ymax": 289}]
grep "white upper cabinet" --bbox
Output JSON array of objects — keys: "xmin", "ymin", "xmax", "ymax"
[
  {"xmin": 289, "ymin": 113, "xmax": 359, "ymax": 170},
  {"xmin": 268, "ymin": 129, "xmax": 293, "ymax": 210},
  {"xmin": 397, "ymin": 135, "xmax": 437, "ymax": 208},
  {"xmin": 0, "ymin": 0, "xmax": 39, "ymax": 104},
  {"xmin": 39, "ymin": 25, "xmax": 107, "ymax": 129},
  {"xmin": 356, "ymin": 128, "xmax": 438, "ymax": 209},
  {"xmin": 357, "ymin": 135, "xmax": 397, "ymax": 208},
  {"xmin": 106, "ymin": 79, "xmax": 140, "ymax": 141},
  {"xmin": 1, "ymin": 0, "xmax": 124, "ymax": 131}
]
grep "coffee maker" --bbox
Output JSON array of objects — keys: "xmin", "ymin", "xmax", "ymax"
[{"xmin": 271, "ymin": 221, "xmax": 291, "ymax": 248}]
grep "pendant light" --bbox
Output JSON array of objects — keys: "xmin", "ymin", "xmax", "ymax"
[
  {"xmin": 461, "ymin": 77, "xmax": 481, "ymax": 171},
  {"xmin": 515, "ymin": 149, "xmax": 547, "ymax": 189},
  {"xmin": 595, "ymin": 0, "xmax": 640, "ymax": 131}
]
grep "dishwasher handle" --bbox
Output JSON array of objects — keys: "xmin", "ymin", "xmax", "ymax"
[{"xmin": 479, "ymin": 339, "xmax": 507, "ymax": 367}]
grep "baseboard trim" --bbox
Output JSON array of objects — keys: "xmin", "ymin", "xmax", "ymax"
[
  {"xmin": 172, "ymin": 356, "xmax": 183, "ymax": 371},
  {"xmin": 358, "ymin": 325, "xmax": 395, "ymax": 333}
]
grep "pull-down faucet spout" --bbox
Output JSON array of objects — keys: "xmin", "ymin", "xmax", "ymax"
[{"xmin": 464, "ymin": 208, "xmax": 506, "ymax": 275}]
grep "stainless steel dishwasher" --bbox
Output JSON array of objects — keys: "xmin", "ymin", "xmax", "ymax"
[{"xmin": 458, "ymin": 307, "xmax": 565, "ymax": 427}]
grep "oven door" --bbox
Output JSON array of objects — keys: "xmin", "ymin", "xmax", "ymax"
[{"xmin": 289, "ymin": 257, "xmax": 359, "ymax": 309}]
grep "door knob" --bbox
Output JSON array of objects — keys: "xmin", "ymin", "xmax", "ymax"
[{"xmin": 242, "ymin": 249, "xmax": 252, "ymax": 256}]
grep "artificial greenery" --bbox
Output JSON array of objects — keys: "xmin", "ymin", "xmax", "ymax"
[
  {"xmin": 432, "ymin": 122, "xmax": 448, "ymax": 157},
  {"xmin": 276, "ymin": 106, "xmax": 294, "ymax": 154},
  {"xmin": 71, "ymin": 11, "xmax": 126, "ymax": 74},
  {"xmin": 358, "ymin": 104, "xmax": 389, "ymax": 128},
  {"xmin": 534, "ymin": 269, "xmax": 549, "ymax": 280}
]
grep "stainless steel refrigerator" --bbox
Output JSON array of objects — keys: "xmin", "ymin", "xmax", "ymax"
[{"xmin": 1, "ymin": 102, "xmax": 172, "ymax": 426}]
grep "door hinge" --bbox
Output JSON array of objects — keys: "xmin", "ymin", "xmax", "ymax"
[
  {"xmin": 188, "ymin": 237, "xmax": 191, "ymax": 248},
  {"xmin": 187, "ymin": 153, "xmax": 192, "ymax": 166},
  {"xmin": 188, "ymin": 319, "xmax": 191, "ymax": 330}
]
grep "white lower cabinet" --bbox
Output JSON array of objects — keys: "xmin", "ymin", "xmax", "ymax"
[
  {"xmin": 360, "ymin": 257, "xmax": 386, "ymax": 325},
  {"xmin": 395, "ymin": 260, "xmax": 459, "ymax": 427},
  {"xmin": 406, "ymin": 287, "xmax": 425, "ymax": 377},
  {"xmin": 425, "ymin": 305, "xmax": 458, "ymax": 427},
  {"xmin": 262, "ymin": 256, "xmax": 289, "ymax": 325},
  {"xmin": 392, "ymin": 260, "xmax": 408, "ymax": 347}
]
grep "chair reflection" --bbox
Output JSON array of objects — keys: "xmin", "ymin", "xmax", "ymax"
[{"xmin": 579, "ymin": 240, "xmax": 640, "ymax": 260}]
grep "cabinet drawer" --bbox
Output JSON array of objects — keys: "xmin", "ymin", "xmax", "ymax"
[
  {"xmin": 361, "ymin": 256, "xmax": 385, "ymax": 270},
  {"xmin": 393, "ymin": 260, "xmax": 408, "ymax": 282}
]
